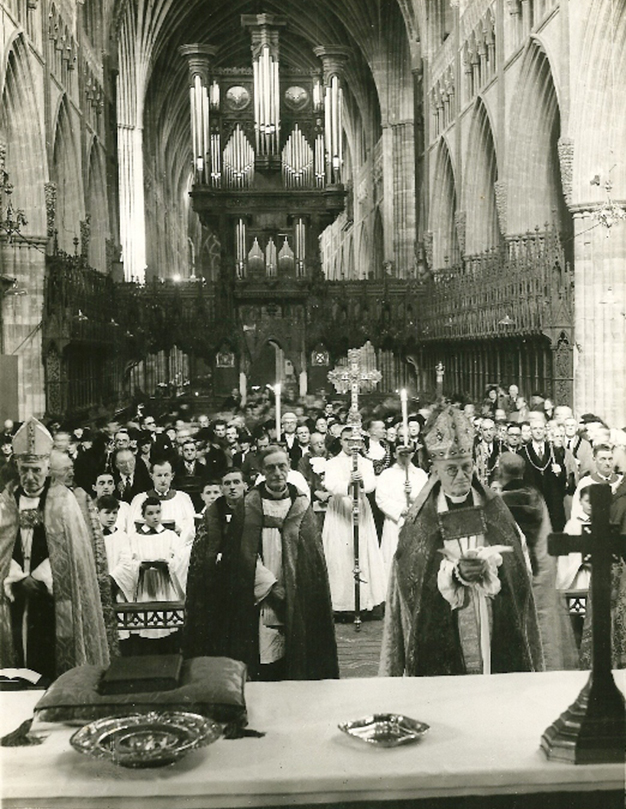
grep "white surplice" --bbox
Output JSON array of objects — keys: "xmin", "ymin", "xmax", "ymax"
[
  {"xmin": 322, "ymin": 453, "xmax": 386, "ymax": 612},
  {"xmin": 375, "ymin": 463, "xmax": 428, "ymax": 580}
]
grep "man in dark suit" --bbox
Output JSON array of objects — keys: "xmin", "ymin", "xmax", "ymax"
[
  {"xmin": 505, "ymin": 423, "xmax": 523, "ymax": 454},
  {"xmin": 112, "ymin": 447, "xmax": 151, "ymax": 503},
  {"xmin": 473, "ymin": 417, "xmax": 502, "ymax": 486},
  {"xmin": 521, "ymin": 417, "xmax": 567, "ymax": 531},
  {"xmin": 173, "ymin": 439, "xmax": 207, "ymax": 511},
  {"xmin": 141, "ymin": 415, "xmax": 175, "ymax": 464},
  {"xmin": 287, "ymin": 424, "xmax": 311, "ymax": 468},
  {"xmin": 201, "ymin": 427, "xmax": 230, "ymax": 481}
]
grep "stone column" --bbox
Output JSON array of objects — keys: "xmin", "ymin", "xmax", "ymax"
[
  {"xmin": 392, "ymin": 121, "xmax": 416, "ymax": 276},
  {"xmin": 572, "ymin": 208, "xmax": 626, "ymax": 426},
  {"xmin": 1, "ymin": 237, "xmax": 47, "ymax": 418}
]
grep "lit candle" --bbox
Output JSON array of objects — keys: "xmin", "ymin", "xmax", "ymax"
[
  {"xmin": 400, "ymin": 389, "xmax": 409, "ymax": 446},
  {"xmin": 275, "ymin": 383, "xmax": 281, "ymax": 442}
]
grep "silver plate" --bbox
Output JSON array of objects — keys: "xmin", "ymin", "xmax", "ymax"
[
  {"xmin": 338, "ymin": 713, "xmax": 429, "ymax": 747},
  {"xmin": 70, "ymin": 711, "xmax": 221, "ymax": 768}
]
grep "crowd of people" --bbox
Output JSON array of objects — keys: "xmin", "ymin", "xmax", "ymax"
[{"xmin": 1, "ymin": 380, "xmax": 625, "ymax": 683}]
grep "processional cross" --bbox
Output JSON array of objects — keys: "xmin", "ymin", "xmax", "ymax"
[
  {"xmin": 542, "ymin": 484, "xmax": 626, "ymax": 763},
  {"xmin": 328, "ymin": 348, "xmax": 382, "ymax": 631}
]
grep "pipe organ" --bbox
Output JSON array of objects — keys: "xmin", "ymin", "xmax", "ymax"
[
  {"xmin": 179, "ymin": 44, "xmax": 217, "ymax": 185},
  {"xmin": 184, "ymin": 15, "xmax": 348, "ymax": 287}
]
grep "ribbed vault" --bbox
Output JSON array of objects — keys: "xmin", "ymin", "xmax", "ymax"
[{"xmin": 112, "ymin": 0, "xmax": 418, "ymax": 278}]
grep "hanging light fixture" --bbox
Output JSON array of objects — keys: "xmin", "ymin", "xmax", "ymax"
[{"xmin": 3, "ymin": 278, "xmax": 28, "ymax": 297}]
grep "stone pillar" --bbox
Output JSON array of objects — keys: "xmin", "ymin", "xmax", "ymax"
[
  {"xmin": 1, "ymin": 237, "xmax": 47, "ymax": 418},
  {"xmin": 392, "ymin": 121, "xmax": 416, "ymax": 276},
  {"xmin": 299, "ymin": 370, "xmax": 307, "ymax": 398},
  {"xmin": 572, "ymin": 208, "xmax": 626, "ymax": 426}
]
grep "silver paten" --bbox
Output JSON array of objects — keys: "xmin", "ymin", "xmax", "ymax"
[
  {"xmin": 70, "ymin": 711, "xmax": 221, "ymax": 768},
  {"xmin": 338, "ymin": 713, "xmax": 429, "ymax": 748}
]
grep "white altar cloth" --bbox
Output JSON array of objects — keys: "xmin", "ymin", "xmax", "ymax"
[{"xmin": 1, "ymin": 670, "xmax": 624, "ymax": 808}]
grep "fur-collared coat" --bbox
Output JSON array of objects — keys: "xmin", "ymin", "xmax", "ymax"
[
  {"xmin": 184, "ymin": 484, "xmax": 338, "ymax": 680},
  {"xmin": 0, "ymin": 481, "xmax": 110, "ymax": 677},
  {"xmin": 379, "ymin": 476, "xmax": 545, "ymax": 677}
]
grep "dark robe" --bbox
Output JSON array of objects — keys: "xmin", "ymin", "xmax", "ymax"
[
  {"xmin": 0, "ymin": 480, "xmax": 110, "ymax": 679},
  {"xmin": 500, "ymin": 479, "xmax": 578, "ymax": 670},
  {"xmin": 521, "ymin": 443, "xmax": 567, "ymax": 530},
  {"xmin": 9, "ymin": 483, "xmax": 56, "ymax": 679},
  {"xmin": 380, "ymin": 476, "xmax": 544, "ymax": 677},
  {"xmin": 183, "ymin": 484, "xmax": 338, "ymax": 681}
]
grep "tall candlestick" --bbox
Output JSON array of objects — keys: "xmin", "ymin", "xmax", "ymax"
[
  {"xmin": 275, "ymin": 383, "xmax": 281, "ymax": 441},
  {"xmin": 400, "ymin": 389, "xmax": 409, "ymax": 446}
]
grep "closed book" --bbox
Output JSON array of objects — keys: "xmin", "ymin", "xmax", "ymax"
[{"xmin": 98, "ymin": 654, "xmax": 183, "ymax": 695}]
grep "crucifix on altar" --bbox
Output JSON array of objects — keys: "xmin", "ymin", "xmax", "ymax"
[
  {"xmin": 541, "ymin": 484, "xmax": 626, "ymax": 763},
  {"xmin": 327, "ymin": 348, "xmax": 382, "ymax": 631}
]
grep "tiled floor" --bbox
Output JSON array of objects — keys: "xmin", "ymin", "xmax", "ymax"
[{"xmin": 335, "ymin": 617, "xmax": 384, "ymax": 678}]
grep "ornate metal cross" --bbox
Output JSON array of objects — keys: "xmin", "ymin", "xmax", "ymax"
[
  {"xmin": 541, "ymin": 484, "xmax": 626, "ymax": 763},
  {"xmin": 327, "ymin": 347, "xmax": 382, "ymax": 437}
]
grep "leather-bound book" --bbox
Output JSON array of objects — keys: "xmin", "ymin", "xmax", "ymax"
[{"xmin": 98, "ymin": 654, "xmax": 183, "ymax": 695}]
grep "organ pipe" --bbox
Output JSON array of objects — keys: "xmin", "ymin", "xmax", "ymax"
[
  {"xmin": 179, "ymin": 44, "xmax": 217, "ymax": 184},
  {"xmin": 313, "ymin": 46, "xmax": 349, "ymax": 187}
]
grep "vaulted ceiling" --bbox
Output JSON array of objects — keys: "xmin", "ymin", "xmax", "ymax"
[{"xmin": 112, "ymin": 0, "xmax": 418, "ymax": 202}]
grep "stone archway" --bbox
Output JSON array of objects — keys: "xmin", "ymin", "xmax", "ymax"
[
  {"xmin": 431, "ymin": 137, "xmax": 459, "ymax": 269},
  {"xmin": 463, "ymin": 97, "xmax": 500, "ymax": 254}
]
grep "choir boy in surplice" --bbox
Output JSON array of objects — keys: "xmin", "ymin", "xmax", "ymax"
[
  {"xmin": 376, "ymin": 443, "xmax": 428, "ymax": 581},
  {"xmin": 127, "ymin": 496, "xmax": 186, "ymax": 653}
]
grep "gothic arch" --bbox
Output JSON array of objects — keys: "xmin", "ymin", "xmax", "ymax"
[
  {"xmin": 0, "ymin": 34, "xmax": 46, "ymax": 234},
  {"xmin": 507, "ymin": 40, "xmax": 568, "ymax": 236},
  {"xmin": 431, "ymin": 137, "xmax": 459, "ymax": 270},
  {"xmin": 86, "ymin": 138, "xmax": 109, "ymax": 272},
  {"xmin": 571, "ymin": 0, "xmax": 626, "ymax": 201},
  {"xmin": 52, "ymin": 96, "xmax": 84, "ymax": 252},
  {"xmin": 463, "ymin": 97, "xmax": 500, "ymax": 254}
]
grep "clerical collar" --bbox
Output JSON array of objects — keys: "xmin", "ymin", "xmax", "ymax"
[
  {"xmin": 261, "ymin": 482, "xmax": 290, "ymax": 500},
  {"xmin": 444, "ymin": 493, "xmax": 472, "ymax": 510},
  {"xmin": 16, "ymin": 478, "xmax": 50, "ymax": 503},
  {"xmin": 18, "ymin": 487, "xmax": 45, "ymax": 500},
  {"xmin": 148, "ymin": 488, "xmax": 175, "ymax": 500}
]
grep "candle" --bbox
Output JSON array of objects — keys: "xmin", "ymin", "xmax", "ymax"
[
  {"xmin": 275, "ymin": 383, "xmax": 281, "ymax": 442},
  {"xmin": 400, "ymin": 389, "xmax": 409, "ymax": 446}
]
